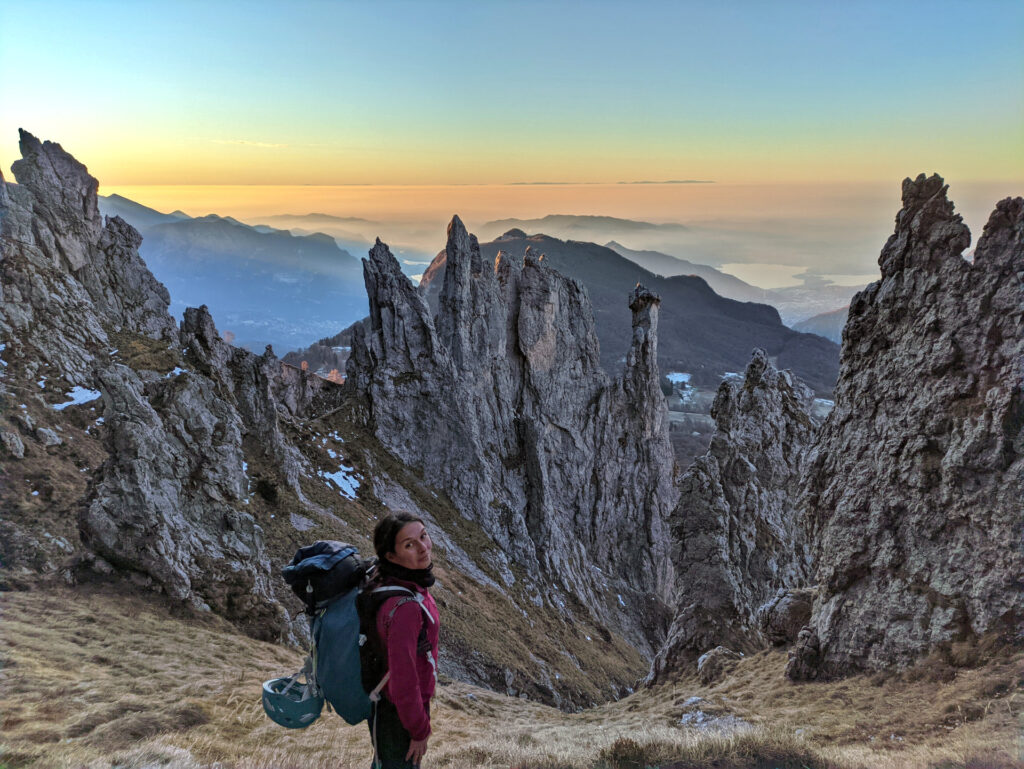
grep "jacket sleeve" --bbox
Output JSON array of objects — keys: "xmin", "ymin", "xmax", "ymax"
[{"xmin": 383, "ymin": 600, "xmax": 431, "ymax": 740}]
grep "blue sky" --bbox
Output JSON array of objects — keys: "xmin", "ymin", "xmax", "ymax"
[{"xmin": 1, "ymin": 0, "xmax": 1021, "ymax": 184}]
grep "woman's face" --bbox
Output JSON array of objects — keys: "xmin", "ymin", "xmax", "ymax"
[{"xmin": 386, "ymin": 520, "xmax": 433, "ymax": 570}]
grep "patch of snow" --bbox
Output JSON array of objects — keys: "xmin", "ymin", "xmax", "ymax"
[
  {"xmin": 617, "ymin": 594, "xmax": 626, "ymax": 607},
  {"xmin": 53, "ymin": 387, "xmax": 102, "ymax": 410},
  {"xmin": 665, "ymin": 372, "xmax": 691, "ymax": 384},
  {"xmin": 108, "ymin": 349, "xmax": 118, "ymax": 356},
  {"xmin": 320, "ymin": 463, "xmax": 360, "ymax": 498},
  {"xmin": 94, "ymin": 417, "xmax": 104, "ymax": 425},
  {"xmin": 164, "ymin": 367, "xmax": 188, "ymax": 378},
  {"xmin": 31, "ymin": 490, "xmax": 39, "ymax": 497},
  {"xmin": 242, "ymin": 461, "xmax": 249, "ymax": 473},
  {"xmin": 585, "ymin": 635, "xmax": 592, "ymax": 641},
  {"xmin": 326, "ymin": 448, "xmax": 338, "ymax": 459},
  {"xmin": 37, "ymin": 378, "xmax": 46, "ymax": 388}
]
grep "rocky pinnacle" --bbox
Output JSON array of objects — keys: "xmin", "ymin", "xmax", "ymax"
[
  {"xmin": 650, "ymin": 349, "xmax": 816, "ymax": 681},
  {"xmin": 347, "ymin": 218, "xmax": 678, "ymax": 649},
  {"xmin": 788, "ymin": 175, "xmax": 1024, "ymax": 678}
]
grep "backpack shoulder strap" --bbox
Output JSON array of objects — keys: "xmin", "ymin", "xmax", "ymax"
[{"xmin": 385, "ymin": 591, "xmax": 435, "ymax": 624}]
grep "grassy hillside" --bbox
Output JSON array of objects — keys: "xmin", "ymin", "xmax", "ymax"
[{"xmin": 2, "ymin": 586, "xmax": 1019, "ymax": 769}]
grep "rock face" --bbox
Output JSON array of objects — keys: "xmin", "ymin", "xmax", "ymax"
[
  {"xmin": 0, "ymin": 131, "xmax": 342, "ymax": 639},
  {"xmin": 790, "ymin": 175, "xmax": 1024, "ymax": 678},
  {"xmin": 1, "ymin": 131, "xmax": 178, "ymax": 383},
  {"xmin": 649, "ymin": 350, "xmax": 816, "ymax": 681},
  {"xmin": 347, "ymin": 217, "xmax": 678, "ymax": 648}
]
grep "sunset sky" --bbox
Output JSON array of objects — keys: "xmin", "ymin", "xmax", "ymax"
[{"xmin": 2, "ymin": 0, "xmax": 1022, "ymax": 187}]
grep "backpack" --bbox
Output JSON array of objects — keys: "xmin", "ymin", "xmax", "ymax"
[
  {"xmin": 262, "ymin": 540, "xmax": 433, "ymax": 729},
  {"xmin": 357, "ymin": 579, "xmax": 437, "ymax": 696}
]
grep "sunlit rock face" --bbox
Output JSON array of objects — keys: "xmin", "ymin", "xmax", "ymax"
[
  {"xmin": 346, "ymin": 217, "xmax": 678, "ymax": 649},
  {"xmin": 789, "ymin": 175, "xmax": 1024, "ymax": 679},
  {"xmin": 1, "ymin": 130, "xmax": 178, "ymax": 381},
  {"xmin": 1, "ymin": 132, "xmax": 341, "ymax": 639},
  {"xmin": 648, "ymin": 349, "xmax": 817, "ymax": 682}
]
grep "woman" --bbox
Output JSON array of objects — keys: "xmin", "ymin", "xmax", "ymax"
[{"xmin": 367, "ymin": 512, "xmax": 440, "ymax": 769}]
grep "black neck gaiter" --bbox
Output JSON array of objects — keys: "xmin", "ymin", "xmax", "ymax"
[{"xmin": 378, "ymin": 559, "xmax": 436, "ymax": 588}]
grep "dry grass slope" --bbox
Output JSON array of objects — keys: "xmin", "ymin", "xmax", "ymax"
[{"xmin": 1, "ymin": 587, "xmax": 1020, "ymax": 769}]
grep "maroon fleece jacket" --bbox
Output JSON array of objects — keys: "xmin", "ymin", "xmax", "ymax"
[{"xmin": 376, "ymin": 578, "xmax": 440, "ymax": 741}]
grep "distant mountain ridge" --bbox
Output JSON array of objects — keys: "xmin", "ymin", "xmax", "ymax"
[
  {"xmin": 605, "ymin": 240, "xmax": 771, "ymax": 303},
  {"xmin": 793, "ymin": 306, "xmax": 849, "ymax": 344},
  {"xmin": 102, "ymin": 193, "xmax": 189, "ymax": 229},
  {"xmin": 482, "ymin": 214, "xmax": 688, "ymax": 239},
  {"xmin": 605, "ymin": 241, "xmax": 866, "ymax": 326},
  {"xmin": 260, "ymin": 212, "xmax": 378, "ymax": 225},
  {"xmin": 98, "ymin": 195, "xmax": 370, "ymax": 352}
]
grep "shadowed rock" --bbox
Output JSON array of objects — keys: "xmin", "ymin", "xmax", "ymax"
[{"xmin": 649, "ymin": 349, "xmax": 816, "ymax": 681}]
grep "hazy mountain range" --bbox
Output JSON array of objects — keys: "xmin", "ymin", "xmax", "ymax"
[
  {"xmin": 99, "ymin": 195, "xmax": 372, "ymax": 352},
  {"xmin": 793, "ymin": 306, "xmax": 849, "ymax": 344},
  {"xmin": 480, "ymin": 214, "xmax": 689, "ymax": 240},
  {"xmin": 100, "ymin": 195, "xmax": 850, "ymax": 382}
]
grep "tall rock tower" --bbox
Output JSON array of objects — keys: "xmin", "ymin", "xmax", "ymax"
[
  {"xmin": 347, "ymin": 217, "xmax": 678, "ymax": 648},
  {"xmin": 789, "ymin": 175, "xmax": 1024, "ymax": 678}
]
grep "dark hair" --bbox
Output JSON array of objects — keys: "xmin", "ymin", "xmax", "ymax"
[{"xmin": 373, "ymin": 512, "xmax": 425, "ymax": 561}]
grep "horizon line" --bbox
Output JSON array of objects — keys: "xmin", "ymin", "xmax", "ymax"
[{"xmin": 89, "ymin": 178, "xmax": 1024, "ymax": 188}]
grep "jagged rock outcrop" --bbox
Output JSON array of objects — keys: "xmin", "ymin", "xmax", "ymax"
[
  {"xmin": 649, "ymin": 350, "xmax": 816, "ymax": 681},
  {"xmin": 347, "ymin": 217, "xmax": 677, "ymax": 648},
  {"xmin": 1, "ymin": 132, "xmax": 341, "ymax": 640},
  {"xmin": 790, "ymin": 175, "xmax": 1024, "ymax": 678},
  {"xmin": 80, "ymin": 360, "xmax": 281, "ymax": 632},
  {"xmin": 0, "ymin": 131, "xmax": 177, "ymax": 383}
]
